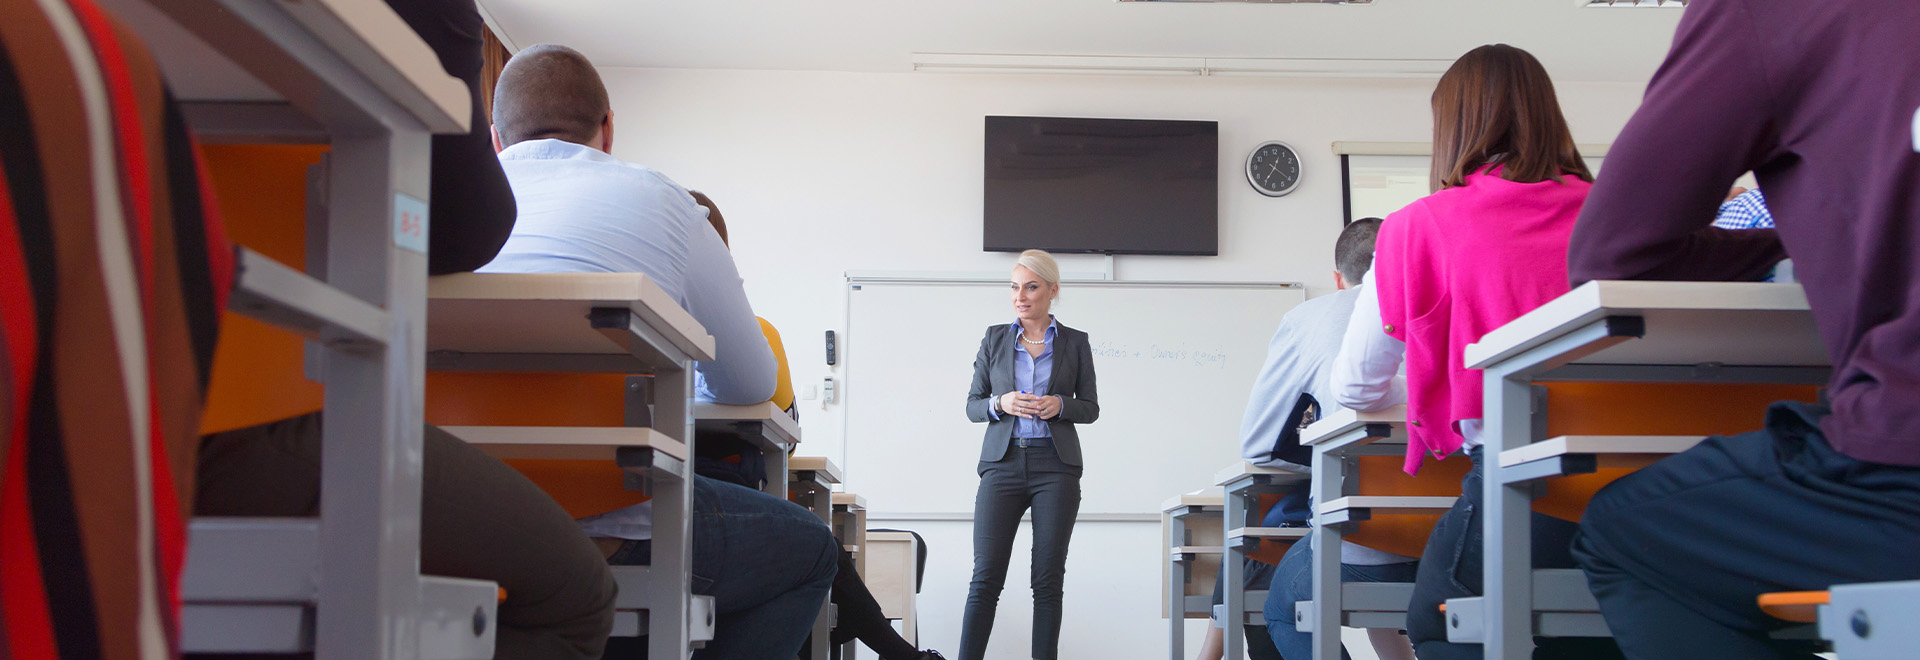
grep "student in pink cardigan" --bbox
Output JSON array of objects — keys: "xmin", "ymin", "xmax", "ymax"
[{"xmin": 1327, "ymin": 45, "xmax": 1623, "ymax": 660}]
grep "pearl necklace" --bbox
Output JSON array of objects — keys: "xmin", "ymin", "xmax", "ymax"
[{"xmin": 1019, "ymin": 331, "xmax": 1047, "ymax": 345}]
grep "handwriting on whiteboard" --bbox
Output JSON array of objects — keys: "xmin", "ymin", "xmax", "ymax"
[{"xmin": 1091, "ymin": 341, "xmax": 1228, "ymax": 369}]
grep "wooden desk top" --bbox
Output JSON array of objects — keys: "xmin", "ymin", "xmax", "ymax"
[
  {"xmin": 831, "ymin": 493, "xmax": 868, "ymax": 510},
  {"xmin": 1301, "ymin": 405, "xmax": 1408, "ymax": 447},
  {"xmin": 1466, "ymin": 281, "xmax": 1822, "ymax": 371},
  {"xmin": 440, "ymin": 426, "xmax": 687, "ymax": 462},
  {"xmin": 695, "ymin": 402, "xmax": 801, "ymax": 446},
  {"xmin": 101, "ymin": 0, "xmax": 469, "ymax": 133},
  {"xmin": 428, "ymin": 273, "xmax": 715, "ymax": 363},
  {"xmin": 1213, "ymin": 460, "xmax": 1308, "ymax": 487},
  {"xmin": 1160, "ymin": 493, "xmax": 1226, "ymax": 512},
  {"xmin": 788, "ymin": 456, "xmax": 844, "ymax": 484}
]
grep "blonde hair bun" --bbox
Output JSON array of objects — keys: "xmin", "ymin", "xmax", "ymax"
[{"xmin": 1015, "ymin": 249, "xmax": 1061, "ymax": 287}]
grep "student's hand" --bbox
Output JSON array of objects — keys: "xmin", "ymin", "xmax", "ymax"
[
  {"xmin": 997, "ymin": 392, "xmax": 1033, "ymax": 419},
  {"xmin": 1725, "ymin": 186, "xmax": 1750, "ymax": 202},
  {"xmin": 1034, "ymin": 394, "xmax": 1063, "ymax": 420}
]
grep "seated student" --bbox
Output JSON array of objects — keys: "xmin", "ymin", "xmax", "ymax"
[
  {"xmin": 481, "ymin": 44, "xmax": 836, "ymax": 660},
  {"xmin": 1713, "ymin": 187, "xmax": 1772, "ymax": 230},
  {"xmin": 1327, "ymin": 45, "xmax": 1624, "ymax": 660},
  {"xmin": 1, "ymin": 2, "xmax": 234, "ymax": 650},
  {"xmin": 1249, "ymin": 218, "xmax": 1420, "ymax": 660},
  {"xmin": 697, "ymin": 192, "xmax": 945, "ymax": 660},
  {"xmin": 1567, "ymin": 1, "xmax": 1920, "ymax": 657},
  {"xmin": 193, "ymin": 2, "xmax": 623, "ymax": 658}
]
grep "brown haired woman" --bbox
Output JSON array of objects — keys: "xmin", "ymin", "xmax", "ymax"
[{"xmin": 1326, "ymin": 44, "xmax": 1622, "ymax": 659}]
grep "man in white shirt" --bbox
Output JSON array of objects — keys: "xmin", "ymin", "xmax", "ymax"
[
  {"xmin": 484, "ymin": 44, "xmax": 833, "ymax": 659},
  {"xmin": 1242, "ymin": 218, "xmax": 1419, "ymax": 660}
]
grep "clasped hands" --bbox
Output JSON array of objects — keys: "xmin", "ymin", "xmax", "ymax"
[{"xmin": 998, "ymin": 391, "xmax": 1062, "ymax": 420}]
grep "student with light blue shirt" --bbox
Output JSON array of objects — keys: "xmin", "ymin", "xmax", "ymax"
[{"xmin": 483, "ymin": 44, "xmax": 831, "ymax": 660}]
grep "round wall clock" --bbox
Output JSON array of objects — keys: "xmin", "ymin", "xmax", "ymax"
[{"xmin": 1247, "ymin": 140, "xmax": 1302, "ymax": 197}]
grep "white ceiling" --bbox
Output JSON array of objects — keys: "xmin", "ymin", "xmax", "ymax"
[{"xmin": 479, "ymin": 0, "xmax": 1685, "ymax": 83}]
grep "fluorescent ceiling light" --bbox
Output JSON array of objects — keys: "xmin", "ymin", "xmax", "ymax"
[
  {"xmin": 1119, "ymin": 0, "xmax": 1371, "ymax": 4},
  {"xmin": 1581, "ymin": 0, "xmax": 1687, "ymax": 6},
  {"xmin": 911, "ymin": 53, "xmax": 1451, "ymax": 78}
]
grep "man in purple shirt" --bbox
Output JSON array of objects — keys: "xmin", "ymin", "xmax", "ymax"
[{"xmin": 1567, "ymin": 1, "xmax": 1920, "ymax": 657}]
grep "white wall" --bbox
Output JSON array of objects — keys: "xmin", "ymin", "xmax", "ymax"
[{"xmin": 599, "ymin": 67, "xmax": 1648, "ymax": 659}]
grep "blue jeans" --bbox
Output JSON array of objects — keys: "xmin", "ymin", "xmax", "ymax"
[
  {"xmin": 1263, "ymin": 537, "xmax": 1419, "ymax": 660},
  {"xmin": 608, "ymin": 476, "xmax": 838, "ymax": 660},
  {"xmin": 1575, "ymin": 402, "xmax": 1920, "ymax": 659}
]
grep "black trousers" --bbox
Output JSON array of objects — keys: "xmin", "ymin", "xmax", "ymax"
[
  {"xmin": 1574, "ymin": 401, "xmax": 1920, "ymax": 659},
  {"xmin": 1404, "ymin": 448, "xmax": 1623, "ymax": 660},
  {"xmin": 959, "ymin": 446, "xmax": 1082, "ymax": 660}
]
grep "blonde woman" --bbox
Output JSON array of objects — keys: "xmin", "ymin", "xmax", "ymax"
[{"xmin": 960, "ymin": 249, "xmax": 1100, "ymax": 660}]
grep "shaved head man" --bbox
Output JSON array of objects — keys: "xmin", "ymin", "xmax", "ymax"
[{"xmin": 490, "ymin": 44, "xmax": 612, "ymax": 152}]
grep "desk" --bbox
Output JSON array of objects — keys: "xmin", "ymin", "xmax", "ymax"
[
  {"xmin": 1460, "ymin": 281, "xmax": 1825, "ymax": 660},
  {"xmin": 831, "ymin": 492, "xmax": 869, "ymax": 659},
  {"xmin": 1216, "ymin": 461, "xmax": 1309, "ymax": 660},
  {"xmin": 428, "ymin": 273, "xmax": 716, "ymax": 660},
  {"xmin": 789, "ymin": 456, "xmax": 844, "ymax": 659},
  {"xmin": 832, "ymin": 492, "xmax": 870, "ymax": 573},
  {"xmin": 1296, "ymin": 406, "xmax": 1456, "ymax": 660},
  {"xmin": 789, "ymin": 456, "xmax": 845, "ymax": 525},
  {"xmin": 697, "ymin": 401, "xmax": 801, "ymax": 499},
  {"xmin": 1163, "ymin": 492, "xmax": 1224, "ymax": 660},
  {"xmin": 104, "ymin": 0, "xmax": 487, "ymax": 656},
  {"xmin": 866, "ymin": 531, "xmax": 923, "ymax": 646}
]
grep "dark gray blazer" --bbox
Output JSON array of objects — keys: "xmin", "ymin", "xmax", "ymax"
[{"xmin": 965, "ymin": 322, "xmax": 1099, "ymax": 465}]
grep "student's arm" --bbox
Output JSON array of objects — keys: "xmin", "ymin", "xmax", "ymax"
[
  {"xmin": 965, "ymin": 329, "xmax": 1000, "ymax": 423},
  {"xmin": 1329, "ymin": 280, "xmax": 1406, "ymax": 412},
  {"xmin": 1567, "ymin": 0, "xmax": 1786, "ymax": 285},
  {"xmin": 382, "ymin": 0, "xmax": 518, "ymax": 275},
  {"xmin": 681, "ymin": 214, "xmax": 776, "ymax": 405},
  {"xmin": 1054, "ymin": 332, "xmax": 1099, "ymax": 424}
]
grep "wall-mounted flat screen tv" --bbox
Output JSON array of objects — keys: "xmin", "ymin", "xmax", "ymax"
[{"xmin": 983, "ymin": 116, "xmax": 1218, "ymax": 256}]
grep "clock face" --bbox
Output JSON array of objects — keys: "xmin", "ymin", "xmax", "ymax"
[{"xmin": 1247, "ymin": 141, "xmax": 1302, "ymax": 197}]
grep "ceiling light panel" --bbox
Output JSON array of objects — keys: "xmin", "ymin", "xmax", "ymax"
[
  {"xmin": 1580, "ymin": 0, "xmax": 1687, "ymax": 7},
  {"xmin": 1119, "ymin": 0, "xmax": 1372, "ymax": 4}
]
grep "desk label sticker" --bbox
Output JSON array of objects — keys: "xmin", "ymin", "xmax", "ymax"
[{"xmin": 394, "ymin": 194, "xmax": 428, "ymax": 254}]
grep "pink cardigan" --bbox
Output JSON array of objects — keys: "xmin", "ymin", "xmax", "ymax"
[{"xmin": 1374, "ymin": 167, "xmax": 1592, "ymax": 474}]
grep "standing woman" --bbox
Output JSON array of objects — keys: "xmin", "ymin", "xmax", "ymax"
[{"xmin": 960, "ymin": 249, "xmax": 1099, "ymax": 660}]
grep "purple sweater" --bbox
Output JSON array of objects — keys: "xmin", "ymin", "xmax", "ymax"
[{"xmin": 1569, "ymin": 0, "xmax": 1920, "ymax": 467}]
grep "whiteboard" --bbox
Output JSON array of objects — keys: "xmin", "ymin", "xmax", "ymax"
[{"xmin": 842, "ymin": 278, "xmax": 1305, "ymax": 515}]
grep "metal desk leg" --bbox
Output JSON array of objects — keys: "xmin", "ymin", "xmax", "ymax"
[
  {"xmin": 1223, "ymin": 480, "xmax": 1249, "ymax": 660},
  {"xmin": 650, "ymin": 367, "xmax": 696, "ymax": 660},
  {"xmin": 1170, "ymin": 510, "xmax": 1188, "ymax": 660},
  {"xmin": 313, "ymin": 130, "xmax": 430, "ymax": 660},
  {"xmin": 766, "ymin": 444, "xmax": 790, "ymax": 500},
  {"xmin": 1308, "ymin": 449, "xmax": 1346, "ymax": 660},
  {"xmin": 1483, "ymin": 369, "xmax": 1534, "ymax": 660}
]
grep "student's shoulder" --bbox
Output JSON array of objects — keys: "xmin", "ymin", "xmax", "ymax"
[{"xmin": 1286, "ymin": 288, "xmax": 1359, "ymax": 319}]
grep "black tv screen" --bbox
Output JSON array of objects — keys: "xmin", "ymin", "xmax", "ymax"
[{"xmin": 983, "ymin": 116, "xmax": 1218, "ymax": 256}]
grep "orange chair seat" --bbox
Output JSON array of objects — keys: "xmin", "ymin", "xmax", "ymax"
[{"xmin": 1758, "ymin": 591, "xmax": 1828, "ymax": 624}]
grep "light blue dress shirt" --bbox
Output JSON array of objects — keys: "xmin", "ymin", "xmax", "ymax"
[
  {"xmin": 990, "ymin": 317, "xmax": 1056, "ymax": 439},
  {"xmin": 480, "ymin": 139, "xmax": 776, "ymax": 407}
]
